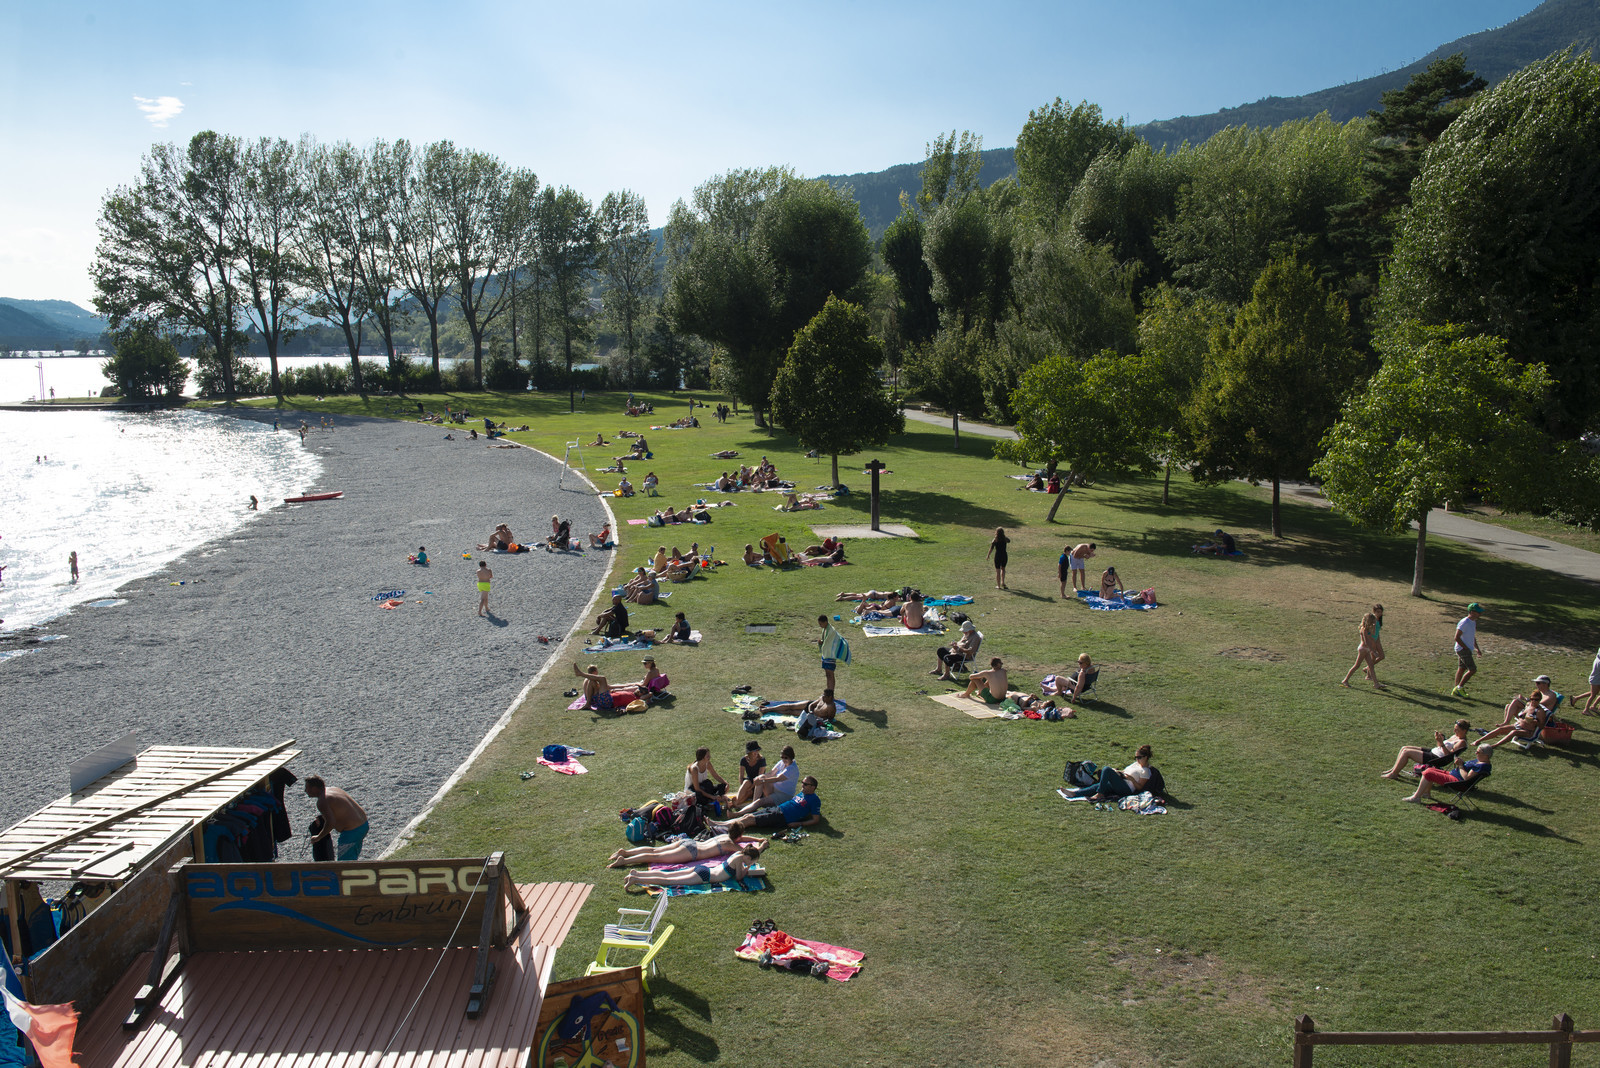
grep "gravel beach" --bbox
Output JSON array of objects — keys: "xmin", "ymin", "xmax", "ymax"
[{"xmin": 1, "ymin": 411, "xmax": 614, "ymax": 852}]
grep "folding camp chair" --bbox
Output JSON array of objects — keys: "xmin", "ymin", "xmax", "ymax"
[{"xmin": 587, "ymin": 923, "xmax": 675, "ymax": 994}]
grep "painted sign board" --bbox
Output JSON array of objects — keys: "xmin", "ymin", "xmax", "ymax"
[
  {"xmin": 534, "ymin": 969, "xmax": 646, "ymax": 1068},
  {"xmin": 183, "ymin": 859, "xmax": 494, "ymax": 951}
]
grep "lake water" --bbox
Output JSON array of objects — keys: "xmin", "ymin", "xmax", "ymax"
[
  {"xmin": 0, "ymin": 408, "xmax": 322, "ymax": 637},
  {"xmin": 0, "ymin": 354, "xmax": 475, "ymax": 403}
]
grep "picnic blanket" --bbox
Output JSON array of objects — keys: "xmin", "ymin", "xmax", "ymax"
[
  {"xmin": 735, "ymin": 930, "xmax": 865, "ymax": 981},
  {"xmin": 923, "ymin": 595, "xmax": 974, "ymax": 606},
  {"xmin": 1056, "ymin": 788, "xmax": 1166, "ymax": 813},
  {"xmin": 1075, "ymin": 590, "xmax": 1157, "ymax": 611},
  {"xmin": 583, "ymin": 636, "xmax": 655, "ymax": 653},
  {"xmin": 537, "ymin": 756, "xmax": 588, "ymax": 775},
  {"xmin": 861, "ymin": 617, "xmax": 946, "ymax": 636}
]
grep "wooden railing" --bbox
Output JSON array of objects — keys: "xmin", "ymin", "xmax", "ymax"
[{"xmin": 1293, "ymin": 1013, "xmax": 1600, "ymax": 1066}]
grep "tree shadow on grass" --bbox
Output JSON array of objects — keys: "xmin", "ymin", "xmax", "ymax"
[
  {"xmin": 644, "ymin": 979, "xmax": 720, "ymax": 1062},
  {"xmin": 825, "ymin": 489, "xmax": 1022, "ymax": 530}
]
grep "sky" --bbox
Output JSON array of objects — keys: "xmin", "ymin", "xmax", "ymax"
[{"xmin": 0, "ymin": 0, "xmax": 1542, "ymax": 309}]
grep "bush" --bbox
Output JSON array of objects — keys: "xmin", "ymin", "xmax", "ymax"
[
  {"xmin": 281, "ymin": 362, "xmax": 352, "ymax": 396},
  {"xmin": 485, "ymin": 352, "xmax": 529, "ymax": 391}
]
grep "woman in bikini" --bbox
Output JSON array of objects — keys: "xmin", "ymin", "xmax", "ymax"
[
  {"xmin": 607, "ymin": 833, "xmax": 769, "ymax": 869},
  {"xmin": 1340, "ymin": 610, "xmax": 1386, "ymax": 689},
  {"xmin": 621, "ymin": 845, "xmax": 764, "ymax": 888}
]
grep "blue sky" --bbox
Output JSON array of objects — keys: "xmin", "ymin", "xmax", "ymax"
[{"xmin": 0, "ymin": 0, "xmax": 1539, "ymax": 307}]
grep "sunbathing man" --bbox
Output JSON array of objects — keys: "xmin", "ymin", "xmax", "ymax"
[
  {"xmin": 653, "ymin": 546, "xmax": 670, "ymax": 573},
  {"xmin": 1068, "ymin": 542, "xmax": 1096, "ymax": 591},
  {"xmin": 617, "ymin": 477, "xmax": 634, "ymax": 496},
  {"xmin": 759, "ymin": 692, "xmax": 837, "ymax": 721},
  {"xmin": 931, "ymin": 621, "xmax": 982, "ymax": 681},
  {"xmin": 573, "ymin": 663, "xmax": 644, "ymax": 712},
  {"xmin": 710, "ymin": 776, "xmax": 823, "ymax": 834},
  {"xmin": 962, "ymin": 658, "xmax": 1009, "ymax": 702},
  {"xmin": 712, "ymin": 449, "xmax": 739, "ymax": 460},
  {"xmin": 715, "ymin": 472, "xmax": 737, "ymax": 492},
  {"xmin": 592, "ymin": 594, "xmax": 629, "ymax": 637},
  {"xmin": 478, "ymin": 524, "xmax": 514, "ymax": 551},
  {"xmin": 800, "ymin": 537, "xmax": 842, "ymax": 557},
  {"xmin": 1402, "ymin": 745, "xmax": 1492, "ymax": 803},
  {"xmin": 901, "ymin": 592, "xmax": 927, "ymax": 630},
  {"xmin": 836, "ymin": 588, "xmax": 903, "ymax": 602},
  {"xmin": 663, "ymin": 611, "xmax": 693, "ymax": 643}
]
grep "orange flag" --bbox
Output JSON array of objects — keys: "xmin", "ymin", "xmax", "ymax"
[{"xmin": 2, "ymin": 987, "xmax": 78, "ymax": 1068}]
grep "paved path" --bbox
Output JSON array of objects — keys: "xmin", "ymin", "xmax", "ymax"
[{"xmin": 901, "ymin": 408, "xmax": 1600, "ymax": 583}]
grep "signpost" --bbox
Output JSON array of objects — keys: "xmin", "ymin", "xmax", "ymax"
[{"xmin": 865, "ymin": 458, "xmax": 886, "ymax": 531}]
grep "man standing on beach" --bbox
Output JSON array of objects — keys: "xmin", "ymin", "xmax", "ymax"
[
  {"xmin": 68, "ymin": 551, "xmax": 78, "ymax": 582},
  {"xmin": 476, "ymin": 559, "xmax": 493, "ymax": 617},
  {"xmin": 1068, "ymin": 543, "xmax": 1095, "ymax": 591},
  {"xmin": 1452, "ymin": 603, "xmax": 1484, "ymax": 697},
  {"xmin": 305, "ymin": 776, "xmax": 369, "ymax": 860}
]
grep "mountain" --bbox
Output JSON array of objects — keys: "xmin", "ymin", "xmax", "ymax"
[
  {"xmin": 1137, "ymin": 0, "xmax": 1600, "ymax": 147},
  {"xmin": 822, "ymin": 0, "xmax": 1600, "ymax": 237},
  {"xmin": 0, "ymin": 298, "xmax": 109, "ymax": 350}
]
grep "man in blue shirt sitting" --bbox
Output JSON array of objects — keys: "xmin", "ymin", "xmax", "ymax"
[
  {"xmin": 711, "ymin": 776, "xmax": 822, "ymax": 834},
  {"xmin": 1402, "ymin": 745, "xmax": 1492, "ymax": 803}
]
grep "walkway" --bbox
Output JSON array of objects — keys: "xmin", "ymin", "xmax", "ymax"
[{"xmin": 900, "ymin": 408, "xmax": 1600, "ymax": 583}]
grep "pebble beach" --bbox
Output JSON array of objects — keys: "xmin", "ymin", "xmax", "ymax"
[{"xmin": 1, "ymin": 410, "xmax": 614, "ymax": 852}]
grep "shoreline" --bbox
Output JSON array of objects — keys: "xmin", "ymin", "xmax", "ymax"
[{"xmin": 2, "ymin": 409, "xmax": 614, "ymax": 852}]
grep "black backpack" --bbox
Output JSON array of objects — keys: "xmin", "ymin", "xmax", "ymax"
[{"xmin": 1145, "ymin": 766, "xmax": 1167, "ymax": 797}]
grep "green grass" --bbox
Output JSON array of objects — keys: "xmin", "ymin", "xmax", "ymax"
[{"xmin": 249, "ymin": 390, "xmax": 1600, "ymax": 1067}]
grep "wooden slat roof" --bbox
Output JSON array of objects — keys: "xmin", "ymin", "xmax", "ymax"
[
  {"xmin": 0, "ymin": 745, "xmax": 300, "ymax": 882},
  {"xmin": 76, "ymin": 882, "xmax": 594, "ymax": 1068}
]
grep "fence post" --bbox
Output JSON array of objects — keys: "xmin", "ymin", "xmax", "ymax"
[
  {"xmin": 1293, "ymin": 1015, "xmax": 1315, "ymax": 1068},
  {"xmin": 1550, "ymin": 1012, "xmax": 1573, "ymax": 1068}
]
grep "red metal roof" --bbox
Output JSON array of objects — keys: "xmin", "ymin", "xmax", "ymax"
[{"xmin": 76, "ymin": 882, "xmax": 593, "ymax": 1068}]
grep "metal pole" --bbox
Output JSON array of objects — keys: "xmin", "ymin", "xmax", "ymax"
[{"xmin": 868, "ymin": 459, "xmax": 882, "ymax": 531}]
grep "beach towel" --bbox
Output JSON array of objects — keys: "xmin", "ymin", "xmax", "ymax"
[
  {"xmin": 861, "ymin": 620, "xmax": 945, "ymax": 636},
  {"xmin": 923, "ymin": 595, "xmax": 974, "ymax": 607},
  {"xmin": 819, "ymin": 624, "xmax": 851, "ymax": 666},
  {"xmin": 1119, "ymin": 791, "xmax": 1166, "ymax": 815},
  {"xmin": 641, "ymin": 859, "xmax": 768, "ymax": 896},
  {"xmin": 610, "ymin": 587, "xmax": 671, "ymax": 599},
  {"xmin": 583, "ymin": 637, "xmax": 655, "ymax": 653},
  {"xmin": 928, "ymin": 692, "xmax": 1002, "ymax": 719},
  {"xmin": 1075, "ymin": 590, "xmax": 1157, "ymax": 611},
  {"xmin": 799, "ymin": 556, "xmax": 849, "ymax": 566},
  {"xmin": 627, "ymin": 518, "xmax": 649, "ymax": 525},
  {"xmin": 538, "ymin": 756, "xmax": 588, "ymax": 775},
  {"xmin": 735, "ymin": 930, "xmax": 864, "ymax": 981}
]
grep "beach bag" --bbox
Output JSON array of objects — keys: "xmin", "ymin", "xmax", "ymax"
[
  {"xmin": 624, "ymin": 698, "xmax": 649, "ymax": 714},
  {"xmin": 1064, "ymin": 760, "xmax": 1098, "ymax": 787},
  {"xmin": 542, "ymin": 744, "xmax": 569, "ymax": 762},
  {"xmin": 1136, "ymin": 588, "xmax": 1157, "ymax": 605},
  {"xmin": 1044, "ymin": 707, "xmax": 1064, "ymax": 721},
  {"xmin": 647, "ymin": 673, "xmax": 670, "ymax": 693},
  {"xmin": 647, "ymin": 514, "xmax": 665, "ymax": 527},
  {"xmin": 625, "ymin": 816, "xmax": 650, "ymax": 844},
  {"xmin": 744, "ymin": 719, "xmax": 764, "ymax": 734},
  {"xmin": 1146, "ymin": 766, "xmax": 1167, "ymax": 797}
]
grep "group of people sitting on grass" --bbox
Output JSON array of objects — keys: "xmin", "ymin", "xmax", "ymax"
[
  {"xmin": 953, "ymin": 654, "xmax": 1098, "ymax": 717},
  {"xmin": 856, "ymin": 589, "xmax": 926, "ymax": 627},
  {"xmin": 572, "ymin": 658, "xmax": 670, "ymax": 713},
  {"xmin": 590, "ymin": 592, "xmax": 694, "ymax": 644},
  {"xmin": 711, "ymin": 458, "xmax": 786, "ymax": 492},
  {"xmin": 741, "ymin": 535, "xmax": 845, "ymax": 567},
  {"xmin": 651, "ymin": 502, "xmax": 715, "ymax": 525}
]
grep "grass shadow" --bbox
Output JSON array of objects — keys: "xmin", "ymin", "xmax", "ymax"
[{"xmin": 643, "ymin": 979, "xmax": 721, "ymax": 1062}]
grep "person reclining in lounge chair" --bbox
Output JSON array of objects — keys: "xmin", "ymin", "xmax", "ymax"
[
  {"xmin": 1401, "ymin": 745, "xmax": 1492, "ymax": 802},
  {"xmin": 1382, "ymin": 719, "xmax": 1473, "ymax": 779}
]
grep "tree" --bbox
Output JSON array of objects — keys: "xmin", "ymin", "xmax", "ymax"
[
  {"xmin": 994, "ymin": 351, "xmax": 1165, "ymax": 521},
  {"xmin": 92, "ymin": 131, "xmax": 248, "ymax": 400},
  {"xmin": 916, "ymin": 130, "xmax": 983, "ymax": 216},
  {"xmin": 769, "ymin": 297, "xmax": 903, "ymax": 488},
  {"xmin": 102, "ymin": 321, "xmax": 188, "ymax": 399},
  {"xmin": 352, "ymin": 140, "xmax": 408, "ymax": 385},
  {"xmin": 397, "ymin": 140, "xmax": 454, "ymax": 388},
  {"xmin": 1325, "ymin": 54, "xmax": 1485, "ymax": 342},
  {"xmin": 1014, "ymin": 98, "xmax": 1137, "ymax": 229},
  {"xmin": 1379, "ymin": 50, "xmax": 1600, "ymax": 438},
  {"xmin": 1186, "ymin": 255, "xmax": 1361, "ymax": 537},
  {"xmin": 598, "ymin": 189, "xmax": 659, "ymax": 386},
  {"xmin": 232, "ymin": 137, "xmax": 305, "ymax": 398},
  {"xmin": 1067, "ymin": 140, "xmax": 1189, "ymax": 306},
  {"xmin": 880, "ymin": 209, "xmax": 938, "ymax": 348},
  {"xmin": 903, "ymin": 328, "xmax": 987, "ymax": 447},
  {"xmin": 535, "ymin": 185, "xmax": 600, "ymax": 410},
  {"xmin": 1135, "ymin": 284, "xmax": 1229, "ymax": 502},
  {"xmin": 297, "ymin": 139, "xmax": 368, "ymax": 392},
  {"xmin": 1156, "ymin": 116, "xmax": 1366, "ymax": 308},
  {"xmin": 432, "ymin": 143, "xmax": 523, "ymax": 388},
  {"xmin": 1312, "ymin": 324, "xmax": 1552, "ymax": 595}
]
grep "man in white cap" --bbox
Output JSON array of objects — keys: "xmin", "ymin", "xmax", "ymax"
[{"xmin": 931, "ymin": 620, "xmax": 983, "ymax": 681}]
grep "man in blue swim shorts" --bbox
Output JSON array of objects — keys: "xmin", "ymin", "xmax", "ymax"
[{"xmin": 306, "ymin": 776, "xmax": 370, "ymax": 861}]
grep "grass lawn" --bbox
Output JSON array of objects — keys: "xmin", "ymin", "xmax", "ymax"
[{"xmin": 244, "ymin": 391, "xmax": 1600, "ymax": 1067}]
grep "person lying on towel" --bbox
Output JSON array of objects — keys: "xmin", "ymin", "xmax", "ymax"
[
  {"xmin": 621, "ymin": 845, "xmax": 764, "ymax": 889},
  {"xmin": 608, "ymin": 833, "xmax": 769, "ymax": 869},
  {"xmin": 710, "ymin": 776, "xmax": 823, "ymax": 835},
  {"xmin": 573, "ymin": 663, "xmax": 647, "ymax": 712}
]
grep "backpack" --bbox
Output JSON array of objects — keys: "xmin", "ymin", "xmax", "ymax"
[
  {"xmin": 1063, "ymin": 760, "xmax": 1099, "ymax": 787},
  {"xmin": 1145, "ymin": 766, "xmax": 1167, "ymax": 798},
  {"xmin": 542, "ymin": 744, "xmax": 569, "ymax": 762},
  {"xmin": 625, "ymin": 816, "xmax": 650, "ymax": 843},
  {"xmin": 950, "ymin": 611, "xmax": 969, "ymax": 626},
  {"xmin": 675, "ymin": 805, "xmax": 706, "ymax": 837}
]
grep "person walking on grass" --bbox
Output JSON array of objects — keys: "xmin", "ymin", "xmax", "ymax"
[
  {"xmin": 1341, "ymin": 610, "xmax": 1386, "ymax": 690},
  {"xmin": 476, "ymin": 559, "xmax": 493, "ymax": 617},
  {"xmin": 988, "ymin": 527, "xmax": 1010, "ymax": 590},
  {"xmin": 1452, "ymin": 603, "xmax": 1484, "ymax": 697}
]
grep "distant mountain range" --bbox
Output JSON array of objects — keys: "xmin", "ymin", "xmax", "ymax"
[
  {"xmin": 0, "ymin": 298, "xmax": 108, "ymax": 351},
  {"xmin": 823, "ymin": 0, "xmax": 1600, "ymax": 237}
]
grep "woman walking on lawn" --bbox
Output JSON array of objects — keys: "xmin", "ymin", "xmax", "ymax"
[
  {"xmin": 988, "ymin": 527, "xmax": 1010, "ymax": 589},
  {"xmin": 1341, "ymin": 610, "xmax": 1386, "ymax": 690}
]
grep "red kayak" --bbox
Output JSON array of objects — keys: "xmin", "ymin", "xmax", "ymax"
[{"xmin": 284, "ymin": 491, "xmax": 344, "ymax": 503}]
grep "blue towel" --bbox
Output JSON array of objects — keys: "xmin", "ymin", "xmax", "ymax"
[
  {"xmin": 1075, "ymin": 590, "xmax": 1157, "ymax": 611},
  {"xmin": 583, "ymin": 637, "xmax": 655, "ymax": 653},
  {"xmin": 924, "ymin": 595, "xmax": 974, "ymax": 606}
]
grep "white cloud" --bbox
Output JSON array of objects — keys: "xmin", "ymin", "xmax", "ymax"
[{"xmin": 132, "ymin": 96, "xmax": 184, "ymax": 127}]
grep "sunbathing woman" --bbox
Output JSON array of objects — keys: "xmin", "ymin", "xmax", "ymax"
[
  {"xmin": 621, "ymin": 845, "xmax": 763, "ymax": 888},
  {"xmin": 627, "ymin": 568, "xmax": 660, "ymax": 605},
  {"xmin": 800, "ymin": 537, "xmax": 842, "ymax": 557},
  {"xmin": 607, "ymin": 833, "xmax": 768, "ymax": 868},
  {"xmin": 743, "ymin": 544, "xmax": 762, "ymax": 566},
  {"xmin": 712, "ymin": 450, "xmax": 738, "ymax": 460},
  {"xmin": 1099, "ymin": 566, "xmax": 1121, "ymax": 600},
  {"xmin": 1382, "ymin": 719, "xmax": 1473, "ymax": 779},
  {"xmin": 588, "ymin": 432, "xmax": 609, "ymax": 446},
  {"xmin": 835, "ymin": 589, "xmax": 903, "ymax": 602}
]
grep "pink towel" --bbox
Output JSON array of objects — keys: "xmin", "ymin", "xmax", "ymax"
[
  {"xmin": 627, "ymin": 518, "xmax": 649, "ymax": 525},
  {"xmin": 735, "ymin": 930, "xmax": 864, "ymax": 981},
  {"xmin": 537, "ymin": 757, "xmax": 587, "ymax": 775},
  {"xmin": 568, "ymin": 695, "xmax": 588, "ymax": 710}
]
